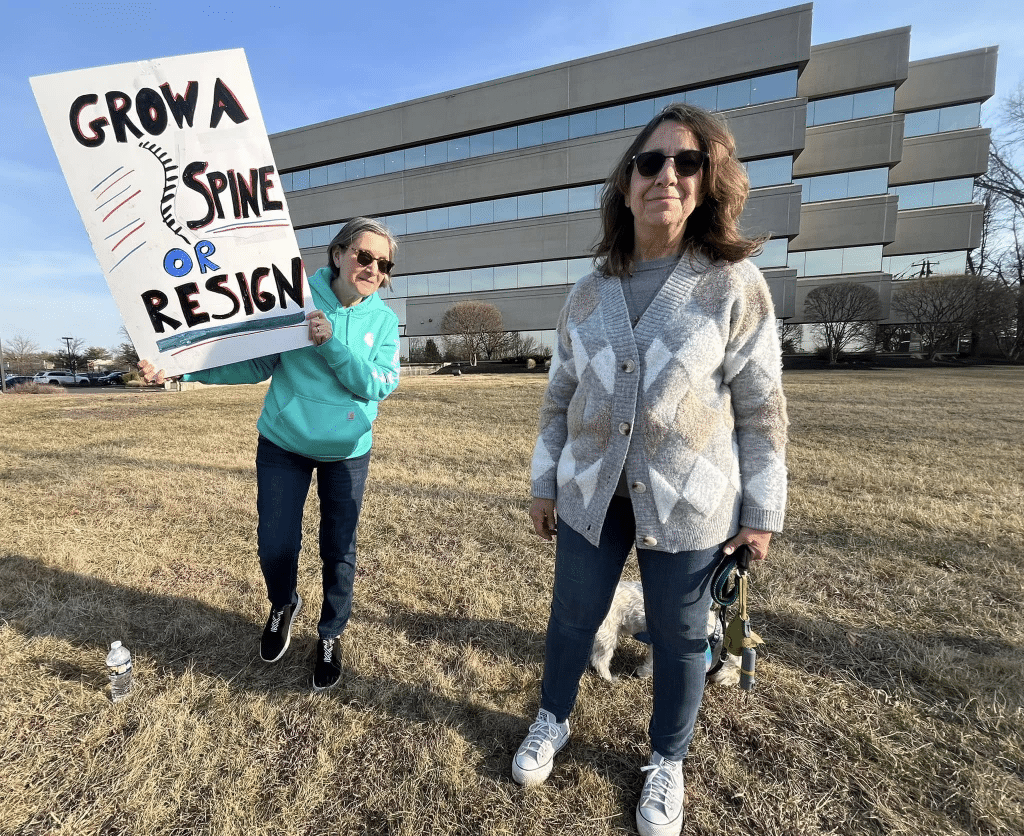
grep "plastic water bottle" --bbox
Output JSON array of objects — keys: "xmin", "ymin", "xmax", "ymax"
[{"xmin": 106, "ymin": 641, "xmax": 133, "ymax": 702}]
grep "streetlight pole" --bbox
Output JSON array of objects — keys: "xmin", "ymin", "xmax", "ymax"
[{"xmin": 62, "ymin": 336, "xmax": 74, "ymax": 373}]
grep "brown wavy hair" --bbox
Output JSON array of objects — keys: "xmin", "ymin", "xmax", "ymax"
[{"xmin": 594, "ymin": 103, "xmax": 764, "ymax": 277}]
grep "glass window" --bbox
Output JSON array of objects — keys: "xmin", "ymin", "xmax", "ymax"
[
  {"xmin": 450, "ymin": 270, "xmax": 472, "ymax": 293},
  {"xmin": 625, "ymin": 98, "xmax": 655, "ymax": 128},
  {"xmin": 471, "ymin": 268, "xmax": 494, "ymax": 292},
  {"xmin": 653, "ymin": 93, "xmax": 680, "ymax": 112},
  {"xmin": 542, "ymin": 261, "xmax": 568, "ymax": 285},
  {"xmin": 494, "ymin": 265, "xmax": 518, "ymax": 288},
  {"xmin": 493, "ymin": 127, "xmax": 517, "ymax": 153},
  {"xmin": 327, "ymin": 162, "xmax": 345, "ymax": 184},
  {"xmin": 847, "ymin": 168, "xmax": 889, "ymax": 197},
  {"xmin": 311, "ymin": 225, "xmax": 331, "ymax": 247},
  {"xmin": 933, "ymin": 178, "xmax": 973, "ymax": 205},
  {"xmin": 385, "ymin": 214, "xmax": 407, "ymax": 236},
  {"xmin": 518, "ymin": 262, "xmax": 543, "ymax": 287},
  {"xmin": 542, "ymin": 190, "xmax": 569, "ymax": 215},
  {"xmin": 406, "ymin": 210, "xmax": 427, "ymax": 234},
  {"xmin": 542, "ymin": 116, "xmax": 569, "ymax": 143},
  {"xmin": 841, "ymin": 245, "xmax": 882, "ymax": 273},
  {"xmin": 569, "ymin": 111, "xmax": 597, "ymax": 139},
  {"xmin": 717, "ymin": 79, "xmax": 751, "ymax": 110},
  {"xmin": 787, "ymin": 250, "xmax": 806, "ymax": 276},
  {"xmin": 427, "ymin": 272, "xmax": 449, "ymax": 295},
  {"xmin": 750, "ymin": 238, "xmax": 789, "ymax": 268},
  {"xmin": 802, "ymin": 249, "xmax": 844, "ymax": 276},
  {"xmin": 363, "ymin": 154, "xmax": 385, "ymax": 178},
  {"xmin": 808, "ymin": 172, "xmax": 848, "ymax": 202},
  {"xmin": 568, "ymin": 184, "xmax": 598, "ymax": 212},
  {"xmin": 294, "ymin": 227, "xmax": 313, "ymax": 249},
  {"xmin": 290, "ymin": 169, "xmax": 309, "ymax": 191},
  {"xmin": 448, "ymin": 204, "xmax": 472, "ymax": 228},
  {"xmin": 746, "ymin": 156, "xmax": 792, "ymax": 188},
  {"xmin": 389, "ymin": 276, "xmax": 407, "ymax": 298},
  {"xmin": 470, "ymin": 132, "xmax": 494, "ymax": 157},
  {"xmin": 939, "ymin": 102, "xmax": 981, "ymax": 132},
  {"xmin": 493, "ymin": 197, "xmax": 518, "ymax": 222},
  {"xmin": 890, "ymin": 183, "xmax": 930, "ymax": 209},
  {"xmin": 518, "ymin": 121, "xmax": 543, "ymax": 148},
  {"xmin": 279, "ymin": 171, "xmax": 293, "ymax": 192},
  {"xmin": 328, "ymin": 222, "xmax": 343, "ymax": 240},
  {"xmin": 904, "ymin": 109, "xmax": 940, "ymax": 137},
  {"xmin": 594, "ymin": 104, "xmax": 624, "ymax": 134},
  {"xmin": 426, "ymin": 207, "xmax": 448, "ymax": 231},
  {"xmin": 518, "ymin": 193, "xmax": 544, "ymax": 218},
  {"xmin": 447, "ymin": 136, "xmax": 470, "ymax": 161},
  {"xmin": 883, "ymin": 250, "xmax": 968, "ymax": 277},
  {"xmin": 404, "ymin": 145, "xmax": 426, "ymax": 169},
  {"xmin": 308, "ymin": 166, "xmax": 328, "ymax": 188},
  {"xmin": 751, "ymin": 69, "xmax": 797, "ymax": 105},
  {"xmin": 810, "ymin": 94, "xmax": 854, "ymax": 126},
  {"xmin": 568, "ymin": 257, "xmax": 592, "ymax": 282},
  {"xmin": 424, "ymin": 141, "xmax": 448, "ymax": 167},
  {"xmin": 852, "ymin": 87, "xmax": 894, "ymax": 119},
  {"xmin": 685, "ymin": 86, "xmax": 717, "ymax": 111},
  {"xmin": 470, "ymin": 201, "xmax": 493, "ymax": 225},
  {"xmin": 384, "ymin": 150, "xmax": 404, "ymax": 174},
  {"xmin": 406, "ymin": 274, "xmax": 428, "ymax": 296}
]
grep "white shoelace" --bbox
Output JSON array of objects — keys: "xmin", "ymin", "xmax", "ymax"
[
  {"xmin": 269, "ymin": 609, "xmax": 284, "ymax": 632},
  {"xmin": 639, "ymin": 759, "xmax": 682, "ymax": 816},
  {"xmin": 520, "ymin": 718, "xmax": 562, "ymax": 758},
  {"xmin": 321, "ymin": 640, "xmax": 334, "ymax": 663}
]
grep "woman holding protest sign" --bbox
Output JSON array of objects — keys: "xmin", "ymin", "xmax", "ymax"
[
  {"xmin": 140, "ymin": 217, "xmax": 400, "ymax": 691},
  {"xmin": 512, "ymin": 104, "xmax": 788, "ymax": 836}
]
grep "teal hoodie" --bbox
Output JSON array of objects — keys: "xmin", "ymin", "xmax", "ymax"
[{"xmin": 183, "ymin": 266, "xmax": 400, "ymax": 460}]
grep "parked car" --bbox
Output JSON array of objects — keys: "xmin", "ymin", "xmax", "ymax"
[
  {"xmin": 98, "ymin": 370, "xmax": 129, "ymax": 385},
  {"xmin": 32, "ymin": 369, "xmax": 91, "ymax": 386},
  {"xmin": 2, "ymin": 375, "xmax": 35, "ymax": 390}
]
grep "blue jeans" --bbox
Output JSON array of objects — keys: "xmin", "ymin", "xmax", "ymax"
[
  {"xmin": 255, "ymin": 435, "xmax": 370, "ymax": 640},
  {"xmin": 540, "ymin": 496, "xmax": 721, "ymax": 760}
]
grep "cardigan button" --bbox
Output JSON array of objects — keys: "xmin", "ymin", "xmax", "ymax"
[
  {"xmin": 631, "ymin": 481, "xmax": 647, "ymax": 493},
  {"xmin": 641, "ymin": 536, "xmax": 658, "ymax": 547},
  {"xmin": 621, "ymin": 360, "xmax": 635, "ymax": 373},
  {"xmin": 618, "ymin": 422, "xmax": 631, "ymax": 435}
]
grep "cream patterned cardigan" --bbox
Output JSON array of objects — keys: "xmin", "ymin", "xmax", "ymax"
[{"xmin": 530, "ymin": 256, "xmax": 788, "ymax": 553}]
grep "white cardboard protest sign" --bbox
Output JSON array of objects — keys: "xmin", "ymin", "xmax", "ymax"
[{"xmin": 31, "ymin": 49, "xmax": 312, "ymax": 376}]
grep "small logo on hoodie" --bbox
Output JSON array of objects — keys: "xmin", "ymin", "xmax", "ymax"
[{"xmin": 364, "ymin": 333, "xmax": 374, "ymax": 348}]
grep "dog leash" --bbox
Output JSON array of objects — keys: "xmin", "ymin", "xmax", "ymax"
[{"xmin": 711, "ymin": 546, "xmax": 763, "ymax": 692}]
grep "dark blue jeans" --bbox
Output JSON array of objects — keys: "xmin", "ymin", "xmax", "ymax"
[
  {"xmin": 540, "ymin": 496, "xmax": 721, "ymax": 760},
  {"xmin": 255, "ymin": 435, "xmax": 370, "ymax": 640}
]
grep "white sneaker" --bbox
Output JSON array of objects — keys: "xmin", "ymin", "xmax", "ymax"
[
  {"xmin": 636, "ymin": 752, "xmax": 685, "ymax": 836},
  {"xmin": 511, "ymin": 708, "xmax": 570, "ymax": 787}
]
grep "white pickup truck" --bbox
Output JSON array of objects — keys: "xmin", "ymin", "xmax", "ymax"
[{"xmin": 33, "ymin": 369, "xmax": 91, "ymax": 387}]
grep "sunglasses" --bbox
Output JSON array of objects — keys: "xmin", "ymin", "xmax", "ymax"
[
  {"xmin": 631, "ymin": 149, "xmax": 708, "ymax": 179},
  {"xmin": 348, "ymin": 247, "xmax": 394, "ymax": 275}
]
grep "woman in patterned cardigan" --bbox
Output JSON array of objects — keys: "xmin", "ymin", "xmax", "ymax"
[{"xmin": 512, "ymin": 104, "xmax": 789, "ymax": 836}]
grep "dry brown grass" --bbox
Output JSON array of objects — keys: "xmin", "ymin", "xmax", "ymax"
[{"xmin": 1, "ymin": 368, "xmax": 1021, "ymax": 836}]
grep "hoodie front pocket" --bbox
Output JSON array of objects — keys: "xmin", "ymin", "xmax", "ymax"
[{"xmin": 271, "ymin": 395, "xmax": 370, "ymax": 459}]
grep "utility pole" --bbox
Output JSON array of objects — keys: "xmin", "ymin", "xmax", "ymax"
[
  {"xmin": 62, "ymin": 336, "xmax": 75, "ymax": 373},
  {"xmin": 0, "ymin": 335, "xmax": 7, "ymax": 394}
]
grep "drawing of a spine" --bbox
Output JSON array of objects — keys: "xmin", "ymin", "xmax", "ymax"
[{"xmin": 139, "ymin": 140, "xmax": 190, "ymax": 244}]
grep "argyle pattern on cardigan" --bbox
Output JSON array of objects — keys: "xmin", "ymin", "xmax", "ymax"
[{"xmin": 531, "ymin": 257, "xmax": 788, "ymax": 552}]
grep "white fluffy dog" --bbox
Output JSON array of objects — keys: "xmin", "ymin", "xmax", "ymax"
[{"xmin": 590, "ymin": 580, "xmax": 740, "ymax": 686}]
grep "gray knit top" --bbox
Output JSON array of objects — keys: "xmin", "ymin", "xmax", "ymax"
[{"xmin": 530, "ymin": 255, "xmax": 788, "ymax": 552}]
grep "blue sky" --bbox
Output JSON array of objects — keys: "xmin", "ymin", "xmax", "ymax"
[{"xmin": 2, "ymin": 0, "xmax": 1020, "ymax": 357}]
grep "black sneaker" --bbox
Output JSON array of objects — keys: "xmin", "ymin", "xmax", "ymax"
[
  {"xmin": 312, "ymin": 636, "xmax": 343, "ymax": 691},
  {"xmin": 260, "ymin": 593, "xmax": 302, "ymax": 663}
]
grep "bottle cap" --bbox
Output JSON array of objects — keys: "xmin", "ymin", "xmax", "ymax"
[{"xmin": 110, "ymin": 641, "xmax": 122, "ymax": 650}]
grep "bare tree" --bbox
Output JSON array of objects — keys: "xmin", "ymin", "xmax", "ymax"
[
  {"xmin": 442, "ymin": 301, "xmax": 510, "ymax": 363},
  {"xmin": 890, "ymin": 274, "xmax": 1011, "ymax": 360},
  {"xmin": 803, "ymin": 282, "xmax": 881, "ymax": 364},
  {"xmin": 5, "ymin": 335, "xmax": 41, "ymax": 375},
  {"xmin": 114, "ymin": 326, "xmax": 139, "ymax": 367}
]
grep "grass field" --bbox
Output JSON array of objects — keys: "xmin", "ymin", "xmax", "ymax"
[{"xmin": 1, "ymin": 367, "xmax": 1021, "ymax": 836}]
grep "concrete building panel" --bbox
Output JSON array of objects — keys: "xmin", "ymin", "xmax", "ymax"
[
  {"xmin": 790, "ymin": 195, "xmax": 899, "ymax": 250},
  {"xmin": 741, "ymin": 186, "xmax": 803, "ymax": 239},
  {"xmin": 895, "ymin": 48, "xmax": 998, "ymax": 111},
  {"xmin": 889, "ymin": 129, "xmax": 991, "ymax": 184},
  {"xmin": 883, "ymin": 204, "xmax": 985, "ymax": 255},
  {"xmin": 799, "ymin": 28, "xmax": 910, "ymax": 99},
  {"xmin": 793, "ymin": 115, "xmax": 905, "ymax": 177}
]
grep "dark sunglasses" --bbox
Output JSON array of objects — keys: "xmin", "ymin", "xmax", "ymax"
[
  {"xmin": 631, "ymin": 149, "xmax": 708, "ymax": 179},
  {"xmin": 348, "ymin": 247, "xmax": 394, "ymax": 275}
]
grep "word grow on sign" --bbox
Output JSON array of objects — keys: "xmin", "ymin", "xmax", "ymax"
[{"xmin": 32, "ymin": 49, "xmax": 312, "ymax": 376}]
